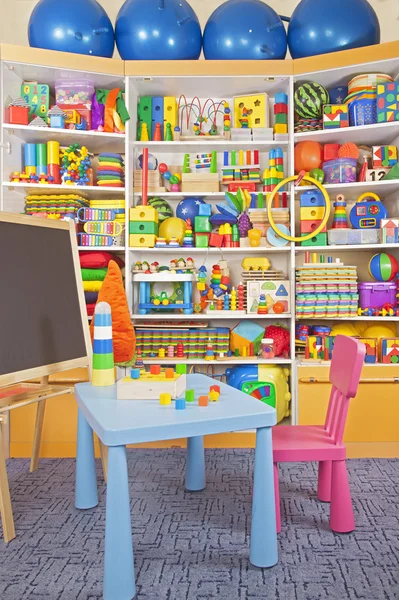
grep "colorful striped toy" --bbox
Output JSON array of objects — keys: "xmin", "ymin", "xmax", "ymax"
[{"xmin": 92, "ymin": 302, "xmax": 115, "ymax": 387}]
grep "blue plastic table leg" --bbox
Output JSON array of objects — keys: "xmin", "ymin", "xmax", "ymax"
[
  {"xmin": 250, "ymin": 426, "xmax": 278, "ymax": 568},
  {"xmin": 185, "ymin": 435, "xmax": 206, "ymax": 491},
  {"xmin": 104, "ymin": 445, "xmax": 135, "ymax": 600},
  {"xmin": 75, "ymin": 409, "xmax": 98, "ymax": 510}
]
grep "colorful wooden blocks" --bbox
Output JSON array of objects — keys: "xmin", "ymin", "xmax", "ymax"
[
  {"xmin": 198, "ymin": 395, "xmax": 209, "ymax": 407},
  {"xmin": 117, "ymin": 371, "xmax": 186, "ymax": 400},
  {"xmin": 185, "ymin": 389, "xmax": 195, "ymax": 402},
  {"xmin": 377, "ymin": 82, "xmax": 399, "ymax": 123},
  {"xmin": 372, "ymin": 145, "xmax": 398, "ymax": 168},
  {"xmin": 130, "ymin": 368, "xmax": 141, "ymax": 379},
  {"xmin": 210, "ymin": 385, "xmax": 220, "ymax": 394},
  {"xmin": 209, "ymin": 390, "xmax": 220, "ymax": 402},
  {"xmin": 273, "ymin": 93, "xmax": 288, "ymax": 135},
  {"xmin": 150, "ymin": 364, "xmax": 161, "ymax": 375},
  {"xmin": 160, "ymin": 393, "xmax": 172, "ymax": 405},
  {"xmin": 323, "ymin": 104, "xmax": 349, "ymax": 129},
  {"xmin": 165, "ymin": 368, "xmax": 175, "ymax": 379},
  {"xmin": 381, "ymin": 338, "xmax": 399, "ymax": 363},
  {"xmin": 300, "ymin": 190, "xmax": 327, "ymax": 247},
  {"xmin": 175, "ymin": 398, "xmax": 186, "ymax": 410},
  {"xmin": 129, "ymin": 206, "xmax": 159, "ymax": 248},
  {"xmin": 381, "ymin": 218, "xmax": 399, "ymax": 243},
  {"xmin": 176, "ymin": 364, "xmax": 187, "ymax": 375}
]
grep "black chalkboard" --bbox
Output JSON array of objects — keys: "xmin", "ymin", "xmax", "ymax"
[{"xmin": 0, "ymin": 216, "xmax": 89, "ymax": 383}]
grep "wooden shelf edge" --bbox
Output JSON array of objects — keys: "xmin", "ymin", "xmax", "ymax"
[
  {"xmin": 294, "ymin": 40, "xmax": 399, "ymax": 75},
  {"xmin": 0, "ymin": 43, "xmax": 124, "ymax": 76},
  {"xmin": 125, "ymin": 59, "xmax": 293, "ymax": 77}
]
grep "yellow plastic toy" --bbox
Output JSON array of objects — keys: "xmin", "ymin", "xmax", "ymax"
[
  {"xmin": 159, "ymin": 217, "xmax": 186, "ymax": 244},
  {"xmin": 267, "ymin": 174, "xmax": 331, "ymax": 243},
  {"xmin": 241, "ymin": 257, "xmax": 271, "ymax": 271}
]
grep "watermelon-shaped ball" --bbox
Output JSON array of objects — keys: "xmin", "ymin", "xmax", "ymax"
[
  {"xmin": 294, "ymin": 81, "xmax": 329, "ymax": 119},
  {"xmin": 368, "ymin": 252, "xmax": 399, "ymax": 282},
  {"xmin": 137, "ymin": 196, "xmax": 173, "ymax": 223}
]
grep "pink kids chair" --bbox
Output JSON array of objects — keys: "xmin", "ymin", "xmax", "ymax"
[{"xmin": 273, "ymin": 335, "xmax": 365, "ymax": 533}]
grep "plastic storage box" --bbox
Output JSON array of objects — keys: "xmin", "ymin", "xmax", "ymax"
[
  {"xmin": 358, "ymin": 282, "xmax": 396, "ymax": 308},
  {"xmin": 348, "ymin": 98, "xmax": 377, "ymax": 126},
  {"xmin": 327, "ymin": 229, "xmax": 380, "ymax": 245},
  {"xmin": 322, "ymin": 158, "xmax": 357, "ymax": 184},
  {"xmin": 55, "ymin": 79, "xmax": 95, "ymax": 105}
]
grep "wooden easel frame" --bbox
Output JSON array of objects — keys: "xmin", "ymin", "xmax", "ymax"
[{"xmin": 0, "ymin": 213, "xmax": 93, "ymax": 543}]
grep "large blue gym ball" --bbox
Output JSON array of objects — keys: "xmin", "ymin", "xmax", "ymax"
[
  {"xmin": 203, "ymin": 0, "xmax": 287, "ymax": 60},
  {"xmin": 176, "ymin": 197, "xmax": 205, "ymax": 223},
  {"xmin": 28, "ymin": 0, "xmax": 115, "ymax": 58},
  {"xmin": 287, "ymin": 0, "xmax": 380, "ymax": 59},
  {"xmin": 116, "ymin": 0, "xmax": 202, "ymax": 60}
]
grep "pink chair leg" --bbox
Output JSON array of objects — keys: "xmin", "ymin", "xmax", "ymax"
[
  {"xmin": 274, "ymin": 463, "xmax": 281, "ymax": 534},
  {"xmin": 318, "ymin": 461, "xmax": 332, "ymax": 502},
  {"xmin": 330, "ymin": 460, "xmax": 355, "ymax": 533}
]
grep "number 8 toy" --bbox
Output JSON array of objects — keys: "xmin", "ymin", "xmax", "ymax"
[{"xmin": 267, "ymin": 172, "xmax": 331, "ymax": 243}]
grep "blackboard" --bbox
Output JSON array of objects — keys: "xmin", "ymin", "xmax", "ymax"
[{"xmin": 0, "ymin": 213, "xmax": 91, "ymax": 386}]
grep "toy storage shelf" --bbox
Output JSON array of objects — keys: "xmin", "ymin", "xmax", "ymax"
[
  {"xmin": 2, "ymin": 182, "xmax": 126, "ymax": 197},
  {"xmin": 131, "ymin": 313, "xmax": 292, "ymax": 321},
  {"xmin": 131, "ymin": 247, "xmax": 291, "ymax": 253},
  {"xmin": 2, "ymin": 124, "xmax": 126, "ymax": 153},
  {"xmin": 142, "ymin": 358, "xmax": 292, "ymax": 365},
  {"xmin": 135, "ymin": 140, "xmax": 289, "ymax": 151},
  {"xmin": 295, "ymin": 244, "xmax": 399, "ymax": 252},
  {"xmin": 78, "ymin": 246, "xmax": 125, "ymax": 252},
  {"xmin": 295, "ymin": 179, "xmax": 399, "ymax": 200},
  {"xmin": 297, "ymin": 316, "xmax": 399, "ymax": 321},
  {"xmin": 294, "ymin": 122, "xmax": 399, "ymax": 146}
]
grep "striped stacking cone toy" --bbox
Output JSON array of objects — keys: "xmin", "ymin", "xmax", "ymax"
[{"xmin": 92, "ymin": 301, "xmax": 115, "ymax": 387}]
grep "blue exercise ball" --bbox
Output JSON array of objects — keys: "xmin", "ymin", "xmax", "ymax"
[
  {"xmin": 28, "ymin": 0, "xmax": 114, "ymax": 57},
  {"xmin": 203, "ymin": 0, "xmax": 287, "ymax": 60},
  {"xmin": 287, "ymin": 0, "xmax": 380, "ymax": 59},
  {"xmin": 116, "ymin": 0, "xmax": 202, "ymax": 60},
  {"xmin": 176, "ymin": 197, "xmax": 205, "ymax": 223}
]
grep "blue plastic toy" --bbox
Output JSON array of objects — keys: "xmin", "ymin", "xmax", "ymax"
[
  {"xmin": 285, "ymin": 0, "xmax": 380, "ymax": 59},
  {"xmin": 116, "ymin": 0, "xmax": 202, "ymax": 60},
  {"xmin": 203, "ymin": 0, "xmax": 287, "ymax": 60},
  {"xmin": 176, "ymin": 197, "xmax": 206, "ymax": 223},
  {"xmin": 28, "ymin": 0, "xmax": 115, "ymax": 58}
]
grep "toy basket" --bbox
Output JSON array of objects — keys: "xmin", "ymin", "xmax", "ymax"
[
  {"xmin": 348, "ymin": 98, "xmax": 377, "ymax": 127},
  {"xmin": 358, "ymin": 282, "xmax": 396, "ymax": 309}
]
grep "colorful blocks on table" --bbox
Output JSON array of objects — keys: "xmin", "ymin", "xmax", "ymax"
[
  {"xmin": 209, "ymin": 390, "xmax": 220, "ymax": 402},
  {"xmin": 176, "ymin": 364, "xmax": 187, "ymax": 375},
  {"xmin": 165, "ymin": 368, "xmax": 175, "ymax": 379},
  {"xmin": 160, "ymin": 393, "xmax": 172, "ymax": 405},
  {"xmin": 210, "ymin": 384, "xmax": 220, "ymax": 394},
  {"xmin": 175, "ymin": 398, "xmax": 186, "ymax": 410},
  {"xmin": 130, "ymin": 368, "xmax": 141, "ymax": 379},
  {"xmin": 185, "ymin": 389, "xmax": 195, "ymax": 402},
  {"xmin": 198, "ymin": 395, "xmax": 209, "ymax": 407},
  {"xmin": 129, "ymin": 206, "xmax": 158, "ymax": 223},
  {"xmin": 150, "ymin": 364, "xmax": 161, "ymax": 375}
]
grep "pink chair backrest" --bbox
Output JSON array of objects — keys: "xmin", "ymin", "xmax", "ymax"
[{"xmin": 325, "ymin": 335, "xmax": 366, "ymax": 445}]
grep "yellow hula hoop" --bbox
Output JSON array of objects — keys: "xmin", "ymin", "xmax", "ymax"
[{"xmin": 267, "ymin": 175, "xmax": 331, "ymax": 243}]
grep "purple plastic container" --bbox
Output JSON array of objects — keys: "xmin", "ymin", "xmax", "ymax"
[{"xmin": 358, "ymin": 282, "xmax": 396, "ymax": 309}]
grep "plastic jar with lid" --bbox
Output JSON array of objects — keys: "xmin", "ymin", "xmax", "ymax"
[{"xmin": 259, "ymin": 338, "xmax": 275, "ymax": 360}]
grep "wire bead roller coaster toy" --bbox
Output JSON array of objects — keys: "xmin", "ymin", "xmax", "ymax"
[
  {"xmin": 266, "ymin": 171, "xmax": 331, "ymax": 243},
  {"xmin": 176, "ymin": 95, "xmax": 231, "ymax": 140}
]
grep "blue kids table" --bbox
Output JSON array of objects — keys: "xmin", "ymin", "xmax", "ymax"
[{"xmin": 74, "ymin": 374, "xmax": 278, "ymax": 600}]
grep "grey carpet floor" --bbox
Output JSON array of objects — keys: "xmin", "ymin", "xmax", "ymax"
[{"xmin": 0, "ymin": 451, "xmax": 398, "ymax": 600}]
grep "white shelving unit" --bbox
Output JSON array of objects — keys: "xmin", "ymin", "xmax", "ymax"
[{"xmin": 2, "ymin": 48, "xmax": 399, "ymax": 427}]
